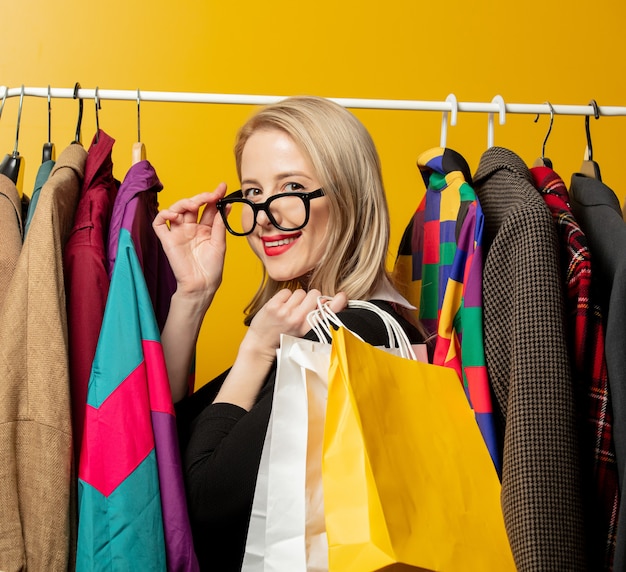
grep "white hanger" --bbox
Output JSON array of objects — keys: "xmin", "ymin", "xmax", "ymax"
[
  {"xmin": 440, "ymin": 93, "xmax": 458, "ymax": 148},
  {"xmin": 487, "ymin": 94, "xmax": 506, "ymax": 148}
]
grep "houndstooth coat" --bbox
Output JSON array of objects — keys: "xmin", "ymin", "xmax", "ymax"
[{"xmin": 473, "ymin": 147, "xmax": 587, "ymax": 571}]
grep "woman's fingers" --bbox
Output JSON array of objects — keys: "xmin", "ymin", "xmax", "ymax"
[
  {"xmin": 327, "ymin": 291, "xmax": 348, "ymax": 314},
  {"xmin": 170, "ymin": 196, "xmax": 211, "ymax": 225},
  {"xmin": 198, "ymin": 183, "xmax": 228, "ymax": 248},
  {"xmin": 198, "ymin": 182, "xmax": 228, "ymax": 224},
  {"xmin": 156, "ymin": 184, "xmax": 228, "ymax": 228},
  {"xmin": 278, "ymin": 289, "xmax": 324, "ymax": 336},
  {"xmin": 153, "ymin": 184, "xmax": 229, "ymax": 248},
  {"xmin": 274, "ymin": 288, "xmax": 318, "ymax": 314}
]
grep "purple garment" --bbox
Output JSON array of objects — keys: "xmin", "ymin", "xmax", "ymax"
[
  {"xmin": 108, "ymin": 160, "xmax": 197, "ymax": 571},
  {"xmin": 108, "ymin": 160, "xmax": 176, "ymax": 331}
]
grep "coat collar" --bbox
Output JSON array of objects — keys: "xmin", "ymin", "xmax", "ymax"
[
  {"xmin": 570, "ymin": 173, "xmax": 622, "ymax": 214},
  {"xmin": 473, "ymin": 146, "xmax": 535, "ymax": 188},
  {"xmin": 417, "ymin": 146, "xmax": 473, "ymax": 187}
]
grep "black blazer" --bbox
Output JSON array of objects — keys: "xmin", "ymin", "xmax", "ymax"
[{"xmin": 570, "ymin": 172, "xmax": 626, "ymax": 571}]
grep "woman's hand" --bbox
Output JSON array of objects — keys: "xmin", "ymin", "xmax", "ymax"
[
  {"xmin": 155, "ymin": 183, "xmax": 229, "ymax": 402},
  {"xmin": 213, "ymin": 289, "xmax": 347, "ymax": 410},
  {"xmin": 242, "ymin": 289, "xmax": 349, "ymax": 364},
  {"xmin": 153, "ymin": 183, "xmax": 228, "ymax": 306}
]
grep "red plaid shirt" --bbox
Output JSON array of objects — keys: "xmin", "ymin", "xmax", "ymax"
[{"xmin": 532, "ymin": 166, "xmax": 619, "ymax": 570}]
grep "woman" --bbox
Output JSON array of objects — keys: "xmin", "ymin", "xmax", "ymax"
[{"xmin": 154, "ymin": 96, "xmax": 424, "ymax": 570}]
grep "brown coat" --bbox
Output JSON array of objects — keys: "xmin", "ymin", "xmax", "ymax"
[
  {"xmin": 473, "ymin": 147, "xmax": 587, "ymax": 571},
  {"xmin": 0, "ymin": 175, "xmax": 23, "ymax": 312},
  {"xmin": 0, "ymin": 144, "xmax": 86, "ymax": 571}
]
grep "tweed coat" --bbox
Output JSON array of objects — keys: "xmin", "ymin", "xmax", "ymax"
[
  {"xmin": 472, "ymin": 147, "xmax": 587, "ymax": 571},
  {"xmin": 0, "ymin": 175, "xmax": 23, "ymax": 311},
  {"xmin": 570, "ymin": 173, "xmax": 626, "ymax": 571},
  {"xmin": 0, "ymin": 143, "xmax": 86, "ymax": 571}
]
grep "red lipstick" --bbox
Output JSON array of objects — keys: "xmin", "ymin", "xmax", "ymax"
[{"xmin": 261, "ymin": 233, "xmax": 300, "ymax": 256}]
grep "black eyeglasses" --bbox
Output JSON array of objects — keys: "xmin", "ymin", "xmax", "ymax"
[{"xmin": 216, "ymin": 188, "xmax": 325, "ymax": 236}]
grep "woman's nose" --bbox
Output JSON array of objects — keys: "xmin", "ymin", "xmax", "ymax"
[{"xmin": 256, "ymin": 208, "xmax": 273, "ymax": 228}]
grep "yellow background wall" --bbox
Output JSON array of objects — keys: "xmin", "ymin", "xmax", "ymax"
[{"xmin": 1, "ymin": 1, "xmax": 625, "ymax": 386}]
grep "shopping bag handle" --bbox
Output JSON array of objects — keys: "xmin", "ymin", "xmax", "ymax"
[{"xmin": 306, "ymin": 297, "xmax": 417, "ymax": 360}]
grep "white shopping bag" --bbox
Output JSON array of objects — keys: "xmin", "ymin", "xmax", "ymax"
[{"xmin": 242, "ymin": 334, "xmax": 331, "ymax": 572}]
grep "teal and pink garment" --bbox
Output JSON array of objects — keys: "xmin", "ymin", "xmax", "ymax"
[
  {"xmin": 77, "ymin": 228, "xmax": 198, "ymax": 570},
  {"xmin": 393, "ymin": 147, "xmax": 500, "ymax": 473}
]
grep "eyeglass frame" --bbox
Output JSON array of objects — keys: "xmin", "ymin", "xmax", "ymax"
[{"xmin": 216, "ymin": 188, "xmax": 325, "ymax": 236}]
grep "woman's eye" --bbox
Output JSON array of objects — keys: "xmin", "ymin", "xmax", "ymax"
[
  {"xmin": 243, "ymin": 188, "xmax": 262, "ymax": 199},
  {"xmin": 286, "ymin": 182, "xmax": 304, "ymax": 192}
]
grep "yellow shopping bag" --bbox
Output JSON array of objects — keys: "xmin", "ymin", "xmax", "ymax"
[{"xmin": 322, "ymin": 327, "xmax": 515, "ymax": 571}]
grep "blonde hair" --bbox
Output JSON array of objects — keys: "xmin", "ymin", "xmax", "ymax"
[{"xmin": 234, "ymin": 96, "xmax": 392, "ymax": 325}]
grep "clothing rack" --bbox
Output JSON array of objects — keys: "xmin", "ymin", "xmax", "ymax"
[
  {"xmin": 2, "ymin": 86, "xmax": 625, "ymax": 150},
  {"xmin": 2, "ymin": 86, "xmax": 626, "ymax": 117}
]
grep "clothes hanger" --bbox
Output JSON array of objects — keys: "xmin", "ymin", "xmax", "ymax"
[
  {"xmin": 440, "ymin": 93, "xmax": 458, "ymax": 148},
  {"xmin": 0, "ymin": 85, "xmax": 26, "ymax": 194},
  {"xmin": 71, "ymin": 82, "xmax": 83, "ymax": 146},
  {"xmin": 580, "ymin": 99, "xmax": 602, "ymax": 180},
  {"xmin": 532, "ymin": 102, "xmax": 554, "ymax": 168},
  {"xmin": 42, "ymin": 85, "xmax": 55, "ymax": 162},
  {"xmin": 94, "ymin": 86, "xmax": 101, "ymax": 144},
  {"xmin": 487, "ymin": 95, "xmax": 506, "ymax": 149},
  {"xmin": 132, "ymin": 88, "xmax": 147, "ymax": 165}
]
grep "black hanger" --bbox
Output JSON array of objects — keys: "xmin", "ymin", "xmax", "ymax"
[
  {"xmin": 0, "ymin": 85, "xmax": 25, "ymax": 188},
  {"xmin": 532, "ymin": 102, "xmax": 554, "ymax": 169},
  {"xmin": 42, "ymin": 85, "xmax": 55, "ymax": 162},
  {"xmin": 94, "ymin": 86, "xmax": 101, "ymax": 144},
  {"xmin": 132, "ymin": 88, "xmax": 146, "ymax": 165},
  {"xmin": 580, "ymin": 100, "xmax": 602, "ymax": 180},
  {"xmin": 71, "ymin": 82, "xmax": 83, "ymax": 146}
]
